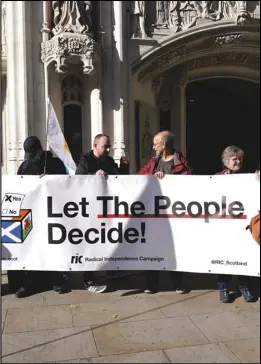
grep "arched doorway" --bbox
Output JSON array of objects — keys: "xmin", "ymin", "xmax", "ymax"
[
  {"xmin": 62, "ymin": 74, "xmax": 83, "ymax": 165},
  {"xmin": 186, "ymin": 78, "xmax": 260, "ymax": 175}
]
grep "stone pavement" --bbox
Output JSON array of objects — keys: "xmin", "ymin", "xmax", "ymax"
[{"xmin": 1, "ymin": 272, "xmax": 260, "ymax": 363}]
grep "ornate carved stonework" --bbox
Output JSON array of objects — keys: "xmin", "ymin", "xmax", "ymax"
[
  {"xmin": 138, "ymin": 45, "xmax": 186, "ymax": 81},
  {"xmin": 130, "ymin": 1, "xmax": 256, "ymax": 39},
  {"xmin": 41, "ymin": 1, "xmax": 100, "ymax": 75},
  {"xmin": 215, "ymin": 33, "xmax": 243, "ymax": 45},
  {"xmin": 187, "ymin": 52, "xmax": 260, "ymax": 70},
  {"xmin": 41, "ymin": 33, "xmax": 100, "ymax": 74},
  {"xmin": 52, "ymin": 1, "xmax": 92, "ymax": 35},
  {"xmin": 131, "ymin": 1, "xmax": 148, "ymax": 38},
  {"xmin": 157, "ymin": 45, "xmax": 186, "ymax": 67}
]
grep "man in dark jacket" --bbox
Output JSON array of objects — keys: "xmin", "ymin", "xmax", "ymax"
[
  {"xmin": 76, "ymin": 134, "xmax": 129, "ymax": 293},
  {"xmin": 8, "ymin": 136, "xmax": 69, "ymax": 298},
  {"xmin": 76, "ymin": 134, "xmax": 129, "ymax": 176},
  {"xmin": 139, "ymin": 131, "xmax": 193, "ymax": 294}
]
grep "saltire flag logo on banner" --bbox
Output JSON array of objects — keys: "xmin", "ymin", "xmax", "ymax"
[{"xmin": 47, "ymin": 99, "xmax": 76, "ymax": 175}]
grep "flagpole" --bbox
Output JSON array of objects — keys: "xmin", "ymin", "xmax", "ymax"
[
  {"xmin": 44, "ymin": 62, "xmax": 50, "ymax": 174},
  {"xmin": 42, "ymin": 1, "xmax": 51, "ymax": 174}
]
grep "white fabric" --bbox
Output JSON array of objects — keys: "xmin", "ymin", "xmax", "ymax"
[
  {"xmin": 1, "ymin": 174, "xmax": 260, "ymax": 276},
  {"xmin": 47, "ymin": 99, "xmax": 76, "ymax": 174}
]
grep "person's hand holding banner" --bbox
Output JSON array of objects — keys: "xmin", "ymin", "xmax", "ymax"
[{"xmin": 96, "ymin": 170, "xmax": 106, "ymax": 176}]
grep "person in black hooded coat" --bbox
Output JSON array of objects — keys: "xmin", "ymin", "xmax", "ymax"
[{"xmin": 7, "ymin": 136, "xmax": 69, "ymax": 298}]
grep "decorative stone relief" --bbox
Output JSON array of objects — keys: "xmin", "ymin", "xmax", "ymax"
[
  {"xmin": 131, "ymin": 1, "xmax": 254, "ymax": 38},
  {"xmin": 142, "ymin": 113, "xmax": 153, "ymax": 158},
  {"xmin": 215, "ymin": 33, "xmax": 243, "ymax": 45},
  {"xmin": 138, "ymin": 45, "xmax": 186, "ymax": 81},
  {"xmin": 187, "ymin": 52, "xmax": 260, "ymax": 70},
  {"xmin": 52, "ymin": 1, "xmax": 92, "ymax": 35},
  {"xmin": 41, "ymin": 1, "xmax": 100, "ymax": 75},
  {"xmin": 152, "ymin": 2, "xmax": 170, "ymax": 28},
  {"xmin": 131, "ymin": 1, "xmax": 148, "ymax": 38},
  {"xmin": 156, "ymin": 45, "xmax": 186, "ymax": 69},
  {"xmin": 62, "ymin": 74, "xmax": 84, "ymax": 103},
  {"xmin": 41, "ymin": 33, "xmax": 100, "ymax": 75}
]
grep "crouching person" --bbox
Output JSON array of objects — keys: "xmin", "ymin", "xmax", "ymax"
[{"xmin": 7, "ymin": 136, "xmax": 70, "ymax": 298}]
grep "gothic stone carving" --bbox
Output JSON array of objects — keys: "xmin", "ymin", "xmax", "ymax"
[
  {"xmin": 139, "ymin": 45, "xmax": 186, "ymax": 81},
  {"xmin": 156, "ymin": 45, "xmax": 186, "ymax": 68},
  {"xmin": 52, "ymin": 1, "xmax": 92, "ymax": 35},
  {"xmin": 215, "ymin": 33, "xmax": 243, "ymax": 45},
  {"xmin": 131, "ymin": 1, "xmax": 148, "ymax": 38},
  {"xmin": 41, "ymin": 34, "xmax": 100, "ymax": 75},
  {"xmin": 187, "ymin": 52, "xmax": 260, "ymax": 70},
  {"xmin": 153, "ymin": 2, "xmax": 170, "ymax": 28},
  {"xmin": 131, "ymin": 1, "xmax": 253, "ymax": 38}
]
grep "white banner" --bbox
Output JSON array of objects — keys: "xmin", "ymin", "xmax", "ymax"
[{"xmin": 1, "ymin": 175, "xmax": 260, "ymax": 276}]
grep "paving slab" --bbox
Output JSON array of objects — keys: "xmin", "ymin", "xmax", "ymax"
[
  {"xmin": 250, "ymin": 299, "xmax": 260, "ymax": 310},
  {"xmin": 92, "ymin": 316, "xmax": 209, "ymax": 356},
  {"xmin": 4, "ymin": 305, "xmax": 73, "ymax": 334},
  {"xmin": 164, "ymin": 343, "xmax": 240, "ymax": 363},
  {"xmin": 90, "ymin": 350, "xmax": 169, "ymax": 363},
  {"xmin": 2, "ymin": 326, "xmax": 97, "ymax": 363},
  {"xmin": 56, "ymin": 360, "xmax": 91, "ymax": 363},
  {"xmin": 42, "ymin": 290, "xmax": 115, "ymax": 306},
  {"xmin": 2, "ymin": 309, "xmax": 7, "ymax": 330},
  {"xmin": 2, "ymin": 293, "xmax": 45, "ymax": 310},
  {"xmin": 238, "ymin": 309, "xmax": 260, "ymax": 327},
  {"xmin": 225, "ymin": 338, "xmax": 260, "ymax": 363},
  {"xmin": 72, "ymin": 297, "xmax": 164, "ymax": 327},
  {"xmin": 190, "ymin": 311, "xmax": 260, "ymax": 343},
  {"xmin": 56, "ymin": 350, "xmax": 169, "ymax": 363},
  {"xmin": 158, "ymin": 291, "xmax": 254, "ymax": 317}
]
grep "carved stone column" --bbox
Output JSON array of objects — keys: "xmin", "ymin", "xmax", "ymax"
[
  {"xmin": 5, "ymin": 1, "xmax": 33, "ymax": 174},
  {"xmin": 1, "ymin": 76, "xmax": 7, "ymax": 173},
  {"xmin": 41, "ymin": 1, "xmax": 101, "ymax": 75},
  {"xmin": 112, "ymin": 1, "xmax": 127, "ymax": 164},
  {"xmin": 90, "ymin": 87, "xmax": 103, "ymax": 142}
]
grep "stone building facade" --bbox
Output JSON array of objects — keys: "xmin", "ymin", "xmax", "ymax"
[{"xmin": 1, "ymin": 1, "xmax": 260, "ymax": 174}]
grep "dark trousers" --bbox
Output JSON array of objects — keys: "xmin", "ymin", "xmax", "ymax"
[
  {"xmin": 83, "ymin": 271, "xmax": 96, "ymax": 283},
  {"xmin": 7, "ymin": 270, "xmax": 31, "ymax": 293},
  {"xmin": 83, "ymin": 271, "xmax": 110, "ymax": 284},
  {"xmin": 146, "ymin": 271, "xmax": 183, "ymax": 290},
  {"xmin": 217, "ymin": 274, "xmax": 251, "ymax": 289},
  {"xmin": 7, "ymin": 270, "xmax": 68, "ymax": 294}
]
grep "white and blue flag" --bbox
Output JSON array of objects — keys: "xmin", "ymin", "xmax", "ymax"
[{"xmin": 47, "ymin": 99, "xmax": 76, "ymax": 175}]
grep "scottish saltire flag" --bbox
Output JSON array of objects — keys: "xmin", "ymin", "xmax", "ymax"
[{"xmin": 47, "ymin": 99, "xmax": 76, "ymax": 175}]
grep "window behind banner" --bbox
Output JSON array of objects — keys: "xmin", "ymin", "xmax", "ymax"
[{"xmin": 62, "ymin": 74, "xmax": 83, "ymax": 165}]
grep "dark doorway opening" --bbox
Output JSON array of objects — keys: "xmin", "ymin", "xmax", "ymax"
[
  {"xmin": 186, "ymin": 78, "xmax": 260, "ymax": 175},
  {"xmin": 64, "ymin": 104, "xmax": 83, "ymax": 165}
]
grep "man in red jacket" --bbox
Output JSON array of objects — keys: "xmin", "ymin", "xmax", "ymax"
[{"xmin": 139, "ymin": 131, "xmax": 193, "ymax": 294}]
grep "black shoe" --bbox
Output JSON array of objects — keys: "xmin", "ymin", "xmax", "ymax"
[
  {"xmin": 219, "ymin": 284, "xmax": 230, "ymax": 303},
  {"xmin": 53, "ymin": 282, "xmax": 70, "ymax": 294},
  {"xmin": 15, "ymin": 286, "xmax": 29, "ymax": 298},
  {"xmin": 239, "ymin": 286, "xmax": 255, "ymax": 302}
]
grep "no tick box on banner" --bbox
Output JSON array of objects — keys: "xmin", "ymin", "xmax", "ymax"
[{"xmin": 1, "ymin": 209, "xmax": 33, "ymax": 243}]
